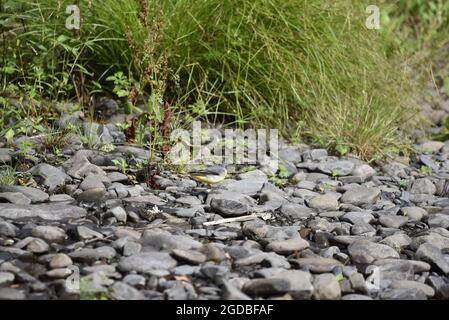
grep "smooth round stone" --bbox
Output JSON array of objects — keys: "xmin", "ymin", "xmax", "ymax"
[
  {"xmin": 32, "ymin": 225, "xmax": 67, "ymax": 243},
  {"xmin": 352, "ymin": 164, "xmax": 376, "ymax": 181},
  {"xmin": 79, "ymin": 174, "xmax": 107, "ymax": 191},
  {"xmin": 428, "ymin": 214, "xmax": 449, "ymax": 229},
  {"xmin": 111, "ymin": 282, "xmax": 145, "ymax": 300},
  {"xmin": 45, "ymin": 268, "xmax": 72, "ymax": 278},
  {"xmin": 110, "ymin": 206, "xmax": 127, "ymax": 223},
  {"xmin": 293, "ymin": 257, "xmax": 342, "ymax": 273},
  {"xmin": 390, "ymin": 280, "xmax": 435, "ymax": 297},
  {"xmin": 307, "ymin": 194, "xmax": 339, "ymax": 211},
  {"xmin": 26, "ymin": 238, "xmax": 50, "ymax": 253},
  {"xmin": 280, "ymin": 203, "xmax": 315, "ymax": 220},
  {"xmin": 313, "ymin": 273, "xmax": 341, "ymax": 300},
  {"xmin": 0, "ymin": 221, "xmax": 18, "ymax": 237},
  {"xmin": 379, "ymin": 288, "xmax": 427, "ymax": 300},
  {"xmin": 95, "ymin": 246, "xmax": 116, "ymax": 260},
  {"xmin": 123, "ymin": 274, "xmax": 146, "ymax": 288},
  {"xmin": 50, "ymin": 253, "xmax": 73, "ymax": 269},
  {"xmin": 419, "ymin": 141, "xmax": 444, "ymax": 153},
  {"xmin": 0, "ymin": 272, "xmax": 15, "ymax": 286},
  {"xmin": 242, "ymin": 278, "xmax": 291, "ymax": 297},
  {"xmin": 108, "ymin": 171, "xmax": 128, "ymax": 183},
  {"xmin": 265, "ymin": 236, "xmax": 309, "ymax": 255},
  {"xmin": 349, "ymin": 273, "xmax": 367, "ymax": 293},
  {"xmin": 200, "ymin": 243, "xmax": 228, "ymax": 262},
  {"xmin": 49, "ymin": 194, "xmax": 75, "ymax": 203},
  {"xmin": 76, "ymin": 188, "xmax": 106, "ymax": 202},
  {"xmin": 410, "ymin": 178, "xmax": 436, "ymax": 195},
  {"xmin": 351, "ymin": 223, "xmax": 376, "ymax": 236},
  {"xmin": 77, "ymin": 226, "xmax": 104, "ymax": 240},
  {"xmin": 401, "ymin": 207, "xmax": 427, "ymax": 221},
  {"xmin": 171, "ymin": 249, "xmax": 207, "ymax": 265},
  {"xmin": 317, "ymin": 160, "xmax": 355, "ymax": 176},
  {"xmin": 118, "ymin": 252, "xmax": 177, "ymax": 273},
  {"xmin": 348, "ymin": 240, "xmax": 400, "ymax": 264},
  {"xmin": 378, "ymin": 215, "xmax": 409, "ymax": 228},
  {"xmin": 0, "ymin": 192, "xmax": 31, "ymax": 205},
  {"xmin": 123, "ymin": 241, "xmax": 142, "ymax": 257},
  {"xmin": 319, "ymin": 211, "xmax": 345, "ymax": 219},
  {"xmin": 342, "ymin": 211, "xmax": 375, "ymax": 225},
  {"xmin": 380, "ymin": 233, "xmax": 411, "ymax": 250},
  {"xmin": 340, "ymin": 187, "xmax": 380, "ymax": 206}
]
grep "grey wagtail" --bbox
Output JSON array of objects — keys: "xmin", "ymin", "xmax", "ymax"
[{"xmin": 188, "ymin": 164, "xmax": 228, "ymax": 185}]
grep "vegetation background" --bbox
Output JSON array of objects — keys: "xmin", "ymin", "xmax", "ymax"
[{"xmin": 1, "ymin": 0, "xmax": 449, "ymax": 162}]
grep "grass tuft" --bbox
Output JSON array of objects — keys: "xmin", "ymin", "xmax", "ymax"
[{"xmin": 3, "ymin": 0, "xmax": 447, "ymax": 160}]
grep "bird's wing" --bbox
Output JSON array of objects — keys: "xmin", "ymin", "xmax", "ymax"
[{"xmin": 188, "ymin": 165, "xmax": 225, "ymax": 175}]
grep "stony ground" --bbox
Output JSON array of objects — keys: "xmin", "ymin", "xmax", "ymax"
[{"xmin": 1, "ymin": 94, "xmax": 449, "ymax": 300}]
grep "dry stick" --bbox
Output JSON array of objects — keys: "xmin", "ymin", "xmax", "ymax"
[{"xmin": 203, "ymin": 213, "xmax": 272, "ymax": 226}]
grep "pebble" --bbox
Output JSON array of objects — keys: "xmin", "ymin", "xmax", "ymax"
[
  {"xmin": 410, "ymin": 178, "xmax": 436, "ymax": 195},
  {"xmin": 340, "ymin": 187, "xmax": 380, "ymax": 206},
  {"xmin": 0, "ymin": 221, "xmax": 18, "ymax": 237},
  {"xmin": 379, "ymin": 288, "xmax": 427, "ymax": 300},
  {"xmin": 49, "ymin": 253, "xmax": 73, "ymax": 269},
  {"xmin": 428, "ymin": 214, "xmax": 449, "ymax": 229},
  {"xmin": 29, "ymin": 163, "xmax": 71, "ymax": 192},
  {"xmin": 111, "ymin": 282, "xmax": 145, "ymax": 300},
  {"xmin": 0, "ymin": 272, "xmax": 15, "ymax": 286},
  {"xmin": 348, "ymin": 240, "xmax": 400, "ymax": 264},
  {"xmin": 313, "ymin": 273, "xmax": 341, "ymax": 300},
  {"xmin": 210, "ymin": 198, "xmax": 250, "ymax": 217},
  {"xmin": 415, "ymin": 243, "xmax": 449, "ymax": 275},
  {"xmin": 77, "ymin": 226, "xmax": 104, "ymax": 240},
  {"xmin": 49, "ymin": 194, "xmax": 75, "ymax": 203},
  {"xmin": 378, "ymin": 215, "xmax": 409, "ymax": 228},
  {"xmin": 265, "ymin": 236, "xmax": 309, "ymax": 255},
  {"xmin": 0, "ymin": 192, "xmax": 31, "ymax": 205},
  {"xmin": 242, "ymin": 278, "xmax": 290, "ymax": 297},
  {"xmin": 118, "ymin": 252, "xmax": 177, "ymax": 273},
  {"xmin": 390, "ymin": 280, "xmax": 435, "ymax": 297},
  {"xmin": 307, "ymin": 194, "xmax": 339, "ymax": 211},
  {"xmin": 31, "ymin": 226, "xmax": 67, "ymax": 243},
  {"xmin": 401, "ymin": 207, "xmax": 427, "ymax": 221},
  {"xmin": 171, "ymin": 249, "xmax": 207, "ymax": 265},
  {"xmin": 0, "ymin": 186, "xmax": 49, "ymax": 203},
  {"xmin": 343, "ymin": 211, "xmax": 375, "ymax": 225},
  {"xmin": 123, "ymin": 241, "xmax": 142, "ymax": 257},
  {"xmin": 111, "ymin": 206, "xmax": 127, "ymax": 223},
  {"xmin": 0, "ymin": 203, "xmax": 86, "ymax": 220},
  {"xmin": 123, "ymin": 274, "xmax": 146, "ymax": 288},
  {"xmin": 222, "ymin": 280, "xmax": 251, "ymax": 300}
]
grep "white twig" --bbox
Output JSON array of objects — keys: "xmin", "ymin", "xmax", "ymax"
[{"xmin": 203, "ymin": 212, "xmax": 271, "ymax": 226}]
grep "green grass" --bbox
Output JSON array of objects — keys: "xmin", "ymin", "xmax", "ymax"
[
  {"xmin": 0, "ymin": 165, "xmax": 16, "ymax": 185},
  {"xmin": 81, "ymin": 0, "xmax": 417, "ymax": 159},
  {"xmin": 1, "ymin": 0, "xmax": 448, "ymax": 161}
]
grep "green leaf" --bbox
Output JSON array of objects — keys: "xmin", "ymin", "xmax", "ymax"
[
  {"xmin": 116, "ymin": 89, "xmax": 129, "ymax": 98},
  {"xmin": 335, "ymin": 273, "xmax": 344, "ymax": 282},
  {"xmin": 5, "ymin": 128, "xmax": 14, "ymax": 145},
  {"xmin": 335, "ymin": 144, "xmax": 350, "ymax": 156},
  {"xmin": 1, "ymin": 65, "xmax": 17, "ymax": 74},
  {"xmin": 124, "ymin": 101, "xmax": 133, "ymax": 115}
]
